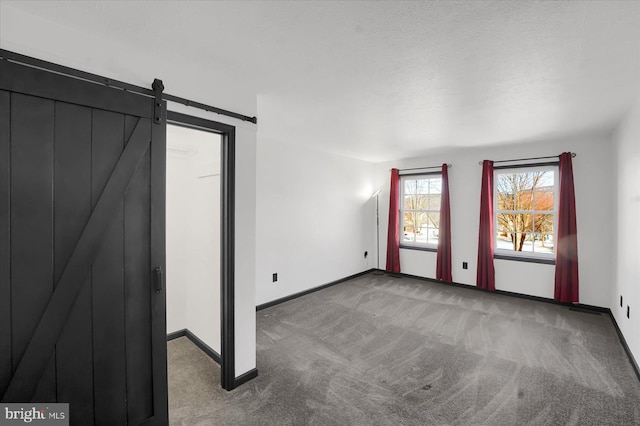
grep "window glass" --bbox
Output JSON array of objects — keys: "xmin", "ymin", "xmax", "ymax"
[
  {"xmin": 495, "ymin": 167, "xmax": 557, "ymax": 258},
  {"xmin": 400, "ymin": 174, "xmax": 441, "ymax": 247}
]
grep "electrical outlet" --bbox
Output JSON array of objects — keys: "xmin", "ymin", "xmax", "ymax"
[
  {"xmin": 462, "ymin": 262, "xmax": 468, "ymax": 270},
  {"xmin": 627, "ymin": 305, "xmax": 630, "ymax": 319},
  {"xmin": 272, "ymin": 273, "xmax": 278, "ymax": 282},
  {"xmin": 620, "ymin": 295, "xmax": 623, "ymax": 307}
]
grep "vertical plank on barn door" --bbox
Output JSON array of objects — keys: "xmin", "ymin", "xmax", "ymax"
[
  {"xmin": 10, "ymin": 94, "xmax": 56, "ymax": 403},
  {"xmin": 91, "ymin": 109, "xmax": 128, "ymax": 425},
  {"xmin": 124, "ymin": 116, "xmax": 154, "ymax": 423},
  {"xmin": 0, "ymin": 90, "xmax": 11, "ymax": 397},
  {"xmin": 150, "ymin": 104, "xmax": 168, "ymax": 424},
  {"xmin": 54, "ymin": 102, "xmax": 94, "ymax": 425}
]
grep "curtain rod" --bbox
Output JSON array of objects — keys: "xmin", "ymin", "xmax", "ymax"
[
  {"xmin": 0, "ymin": 49, "xmax": 257, "ymax": 124},
  {"xmin": 478, "ymin": 153, "xmax": 576, "ymax": 165},
  {"xmin": 395, "ymin": 164, "xmax": 452, "ymax": 172}
]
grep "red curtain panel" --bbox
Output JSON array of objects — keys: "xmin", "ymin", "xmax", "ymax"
[
  {"xmin": 386, "ymin": 168, "xmax": 401, "ymax": 272},
  {"xmin": 436, "ymin": 164, "xmax": 452, "ymax": 282},
  {"xmin": 554, "ymin": 152, "xmax": 579, "ymax": 302},
  {"xmin": 476, "ymin": 160, "xmax": 495, "ymax": 291}
]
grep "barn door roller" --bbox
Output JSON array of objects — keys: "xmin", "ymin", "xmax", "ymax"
[{"xmin": 152, "ymin": 78, "xmax": 164, "ymax": 124}]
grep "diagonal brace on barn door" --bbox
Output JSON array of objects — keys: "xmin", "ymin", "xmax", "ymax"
[{"xmin": 2, "ymin": 118, "xmax": 152, "ymax": 403}]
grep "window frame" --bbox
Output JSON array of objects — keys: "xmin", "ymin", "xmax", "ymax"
[
  {"xmin": 398, "ymin": 171, "xmax": 442, "ymax": 251},
  {"xmin": 493, "ymin": 163, "xmax": 559, "ymax": 264}
]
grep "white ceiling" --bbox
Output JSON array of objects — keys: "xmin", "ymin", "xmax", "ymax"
[{"xmin": 4, "ymin": 1, "xmax": 640, "ymax": 162}]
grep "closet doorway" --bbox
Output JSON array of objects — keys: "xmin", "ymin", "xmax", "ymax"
[
  {"xmin": 166, "ymin": 122, "xmax": 221, "ymax": 348},
  {"xmin": 165, "ymin": 118, "xmax": 228, "ymax": 418}
]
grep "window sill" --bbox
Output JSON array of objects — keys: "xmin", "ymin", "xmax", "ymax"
[
  {"xmin": 494, "ymin": 253, "xmax": 555, "ymax": 265},
  {"xmin": 400, "ymin": 244, "xmax": 437, "ymax": 253}
]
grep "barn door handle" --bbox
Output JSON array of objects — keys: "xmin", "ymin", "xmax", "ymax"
[{"xmin": 153, "ymin": 267, "xmax": 164, "ymax": 293}]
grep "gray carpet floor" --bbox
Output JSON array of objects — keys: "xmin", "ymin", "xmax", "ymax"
[{"xmin": 168, "ymin": 272, "xmax": 640, "ymax": 425}]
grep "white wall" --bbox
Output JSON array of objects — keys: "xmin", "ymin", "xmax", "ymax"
[
  {"xmin": 612, "ymin": 97, "xmax": 640, "ymax": 363},
  {"xmin": 186, "ymin": 152, "xmax": 221, "ymax": 353},
  {"xmin": 166, "ymin": 157, "xmax": 189, "ymax": 334},
  {"xmin": 0, "ymin": 4, "xmax": 258, "ymax": 377},
  {"xmin": 376, "ymin": 132, "xmax": 614, "ymax": 308},
  {"xmin": 166, "ymin": 126, "xmax": 221, "ymax": 353},
  {"xmin": 255, "ymin": 137, "xmax": 375, "ymax": 306},
  {"xmin": 233, "ymin": 122, "xmax": 258, "ymax": 376}
]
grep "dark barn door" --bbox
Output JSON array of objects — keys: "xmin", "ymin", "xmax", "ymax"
[{"xmin": 0, "ymin": 60, "xmax": 168, "ymax": 425}]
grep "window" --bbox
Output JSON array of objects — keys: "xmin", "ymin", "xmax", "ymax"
[
  {"xmin": 494, "ymin": 165, "xmax": 558, "ymax": 260},
  {"xmin": 400, "ymin": 174, "xmax": 441, "ymax": 248}
]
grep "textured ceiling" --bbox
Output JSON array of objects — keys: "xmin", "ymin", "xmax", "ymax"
[{"xmin": 3, "ymin": 1, "xmax": 639, "ymax": 161}]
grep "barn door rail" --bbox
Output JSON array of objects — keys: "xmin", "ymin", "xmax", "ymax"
[
  {"xmin": 1, "ymin": 118, "xmax": 152, "ymax": 403},
  {"xmin": 0, "ymin": 49, "xmax": 257, "ymax": 124}
]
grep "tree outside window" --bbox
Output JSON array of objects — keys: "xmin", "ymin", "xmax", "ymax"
[{"xmin": 495, "ymin": 168, "xmax": 556, "ymax": 255}]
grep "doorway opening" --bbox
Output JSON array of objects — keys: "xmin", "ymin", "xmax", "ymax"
[
  {"xmin": 164, "ymin": 111, "xmax": 237, "ymax": 401},
  {"xmin": 165, "ymin": 122, "xmax": 222, "ymax": 415}
]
